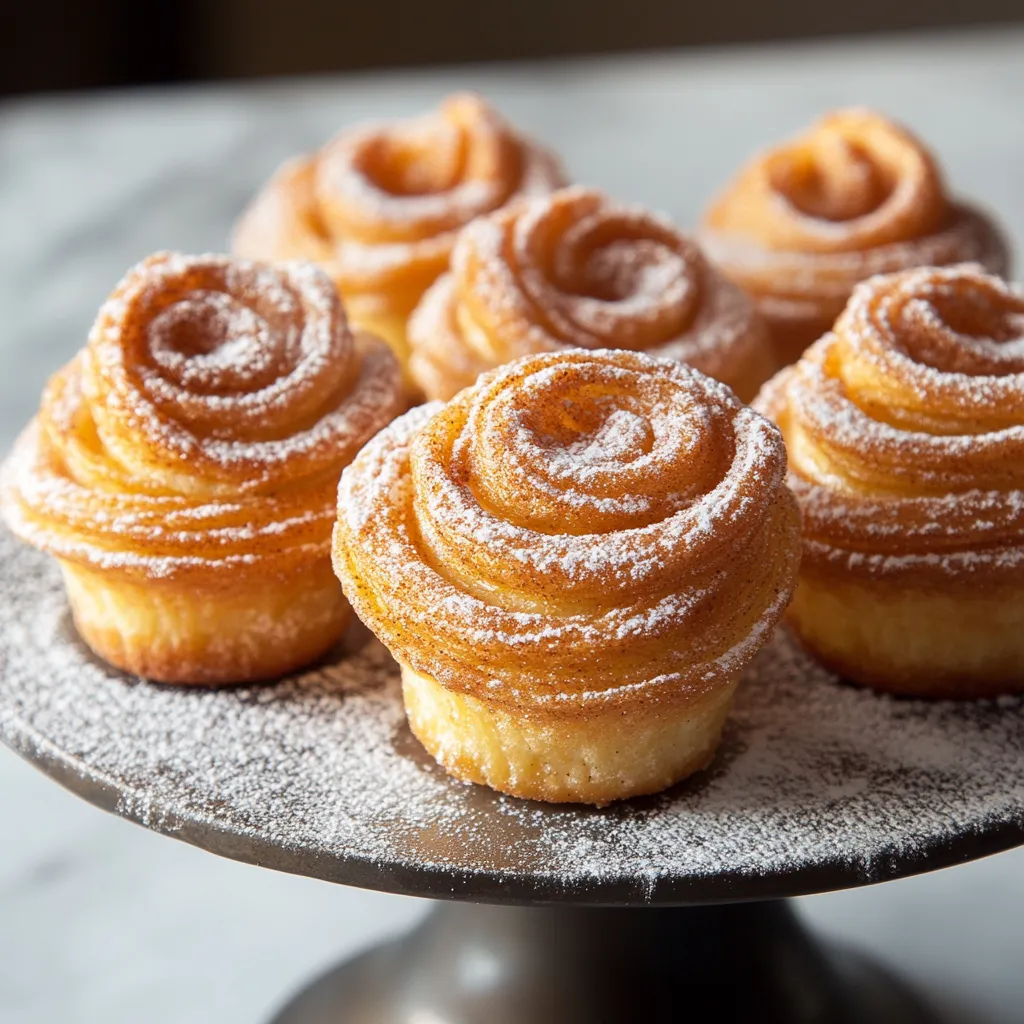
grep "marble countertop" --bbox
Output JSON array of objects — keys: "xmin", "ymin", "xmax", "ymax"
[{"xmin": 1, "ymin": 26, "xmax": 1023, "ymax": 1023}]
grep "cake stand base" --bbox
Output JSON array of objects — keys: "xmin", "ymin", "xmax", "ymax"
[{"xmin": 268, "ymin": 900, "xmax": 938, "ymax": 1024}]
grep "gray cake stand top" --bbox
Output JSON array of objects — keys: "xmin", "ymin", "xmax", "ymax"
[{"xmin": 0, "ymin": 529, "xmax": 1021, "ymax": 906}]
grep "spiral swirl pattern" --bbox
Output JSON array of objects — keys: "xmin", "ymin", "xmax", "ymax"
[
  {"xmin": 407, "ymin": 186, "xmax": 772, "ymax": 401},
  {"xmin": 701, "ymin": 109, "xmax": 1011, "ymax": 363},
  {"xmin": 334, "ymin": 349, "xmax": 800, "ymax": 715},
  {"xmin": 2, "ymin": 252, "xmax": 405, "ymax": 581},
  {"xmin": 232, "ymin": 94, "xmax": 565, "ymax": 348},
  {"xmin": 760, "ymin": 264, "xmax": 1024, "ymax": 584}
]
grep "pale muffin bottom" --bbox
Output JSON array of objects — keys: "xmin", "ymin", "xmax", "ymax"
[
  {"xmin": 61, "ymin": 560, "xmax": 349, "ymax": 685},
  {"xmin": 787, "ymin": 571, "xmax": 1024, "ymax": 698},
  {"xmin": 401, "ymin": 665, "xmax": 740, "ymax": 805}
]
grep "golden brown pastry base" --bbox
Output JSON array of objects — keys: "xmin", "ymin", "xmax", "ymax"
[
  {"xmin": 345, "ymin": 303, "xmax": 409, "ymax": 366},
  {"xmin": 759, "ymin": 304, "xmax": 836, "ymax": 368},
  {"xmin": 344, "ymin": 301, "xmax": 423, "ymax": 400},
  {"xmin": 60, "ymin": 560, "xmax": 350, "ymax": 686},
  {"xmin": 787, "ymin": 572, "xmax": 1024, "ymax": 699},
  {"xmin": 402, "ymin": 665, "xmax": 739, "ymax": 806},
  {"xmin": 724, "ymin": 340, "xmax": 781, "ymax": 404}
]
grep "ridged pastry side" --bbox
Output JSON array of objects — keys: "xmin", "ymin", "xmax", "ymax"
[
  {"xmin": 60, "ymin": 560, "xmax": 348, "ymax": 685},
  {"xmin": 1, "ymin": 252, "xmax": 404, "ymax": 684},
  {"xmin": 402, "ymin": 665, "xmax": 739, "ymax": 806},
  {"xmin": 758, "ymin": 264, "xmax": 1024, "ymax": 696},
  {"xmin": 408, "ymin": 185, "xmax": 775, "ymax": 403},
  {"xmin": 702, "ymin": 109, "xmax": 1011, "ymax": 365},
  {"xmin": 334, "ymin": 348, "xmax": 801, "ymax": 803}
]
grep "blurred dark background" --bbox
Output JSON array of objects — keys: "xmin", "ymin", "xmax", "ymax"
[{"xmin": 4, "ymin": 0, "xmax": 1024, "ymax": 96}]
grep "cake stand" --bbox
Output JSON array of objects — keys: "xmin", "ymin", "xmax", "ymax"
[{"xmin": 1, "ymin": 531, "xmax": 1022, "ymax": 1023}]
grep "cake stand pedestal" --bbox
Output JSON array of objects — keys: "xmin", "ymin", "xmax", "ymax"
[
  {"xmin": 270, "ymin": 901, "xmax": 933, "ymax": 1023},
  {"xmin": 0, "ymin": 532, "xmax": 1021, "ymax": 1023}
]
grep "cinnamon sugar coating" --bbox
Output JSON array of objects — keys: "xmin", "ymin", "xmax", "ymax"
[
  {"xmin": 759, "ymin": 264, "xmax": 1024, "ymax": 588},
  {"xmin": 334, "ymin": 348, "xmax": 801, "ymax": 720},
  {"xmin": 1, "ymin": 252, "xmax": 405, "ymax": 585},
  {"xmin": 232, "ymin": 93, "xmax": 565, "ymax": 362},
  {"xmin": 408, "ymin": 186, "xmax": 774, "ymax": 402},
  {"xmin": 701, "ymin": 109, "xmax": 1011, "ymax": 365}
]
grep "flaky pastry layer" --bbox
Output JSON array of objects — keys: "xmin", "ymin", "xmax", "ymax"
[
  {"xmin": 701, "ymin": 109, "xmax": 1011, "ymax": 365},
  {"xmin": 335, "ymin": 348, "xmax": 800, "ymax": 723},
  {"xmin": 408, "ymin": 186, "xmax": 775, "ymax": 403},
  {"xmin": 233, "ymin": 93, "xmax": 565, "ymax": 370},
  {"xmin": 758, "ymin": 264, "xmax": 1024, "ymax": 695},
  {"xmin": 1, "ymin": 252, "xmax": 404, "ymax": 683}
]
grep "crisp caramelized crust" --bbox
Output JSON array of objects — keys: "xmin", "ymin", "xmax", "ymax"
[
  {"xmin": 702, "ymin": 109, "xmax": 1011, "ymax": 365},
  {"xmin": 232, "ymin": 94, "xmax": 565, "ymax": 367},
  {"xmin": 335, "ymin": 349, "xmax": 800, "ymax": 721},
  {"xmin": 759, "ymin": 264, "xmax": 1024, "ymax": 695},
  {"xmin": 1, "ymin": 252, "xmax": 405, "ymax": 683},
  {"xmin": 408, "ymin": 186, "xmax": 774, "ymax": 402}
]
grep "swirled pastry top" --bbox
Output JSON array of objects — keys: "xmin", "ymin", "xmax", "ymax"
[
  {"xmin": 407, "ymin": 185, "xmax": 771, "ymax": 401},
  {"xmin": 334, "ymin": 348, "xmax": 800, "ymax": 717},
  {"xmin": 0, "ymin": 253, "xmax": 405, "ymax": 582},
  {"xmin": 758, "ymin": 264, "xmax": 1024, "ymax": 585},
  {"xmin": 232, "ymin": 93, "xmax": 566, "ymax": 319},
  {"xmin": 701, "ymin": 109, "xmax": 1011, "ymax": 327}
]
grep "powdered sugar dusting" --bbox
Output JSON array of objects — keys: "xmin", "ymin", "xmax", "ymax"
[
  {"xmin": 0, "ymin": 253, "xmax": 405, "ymax": 582},
  {"xmin": 408, "ymin": 186, "xmax": 768, "ymax": 400},
  {"xmin": 1, "ymin": 532, "xmax": 1020, "ymax": 903},
  {"xmin": 760, "ymin": 265, "xmax": 1024, "ymax": 581},
  {"xmin": 700, "ymin": 107, "xmax": 1010, "ymax": 331},
  {"xmin": 233, "ymin": 93, "xmax": 565, "ymax": 306},
  {"xmin": 335, "ymin": 349, "xmax": 799, "ymax": 714}
]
